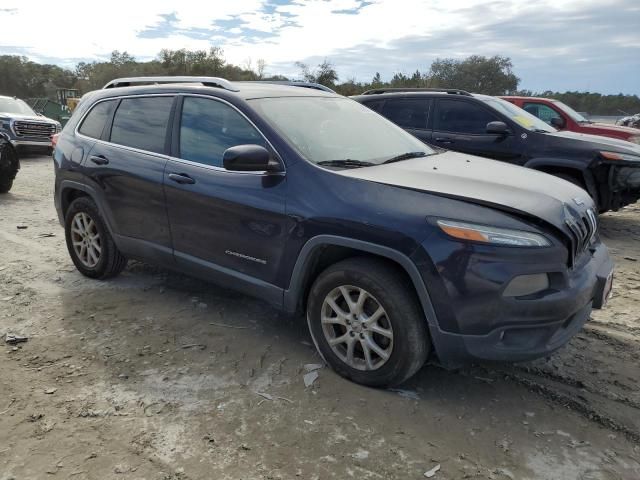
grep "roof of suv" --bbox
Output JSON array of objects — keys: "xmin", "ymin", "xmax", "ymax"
[
  {"xmin": 96, "ymin": 77, "xmax": 337, "ymax": 101},
  {"xmin": 352, "ymin": 89, "xmax": 494, "ymax": 102}
]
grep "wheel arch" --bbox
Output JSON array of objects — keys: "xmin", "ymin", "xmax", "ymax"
[
  {"xmin": 283, "ymin": 236, "xmax": 439, "ymax": 328},
  {"xmin": 0, "ymin": 135, "xmax": 20, "ymax": 171},
  {"xmin": 58, "ymin": 180, "xmax": 116, "ymax": 236},
  {"xmin": 525, "ymin": 158, "xmax": 599, "ymax": 200}
]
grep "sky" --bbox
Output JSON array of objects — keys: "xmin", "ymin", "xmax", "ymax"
[{"xmin": 0, "ymin": 0, "xmax": 639, "ymax": 94}]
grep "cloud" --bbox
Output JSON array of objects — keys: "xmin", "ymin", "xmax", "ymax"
[{"xmin": 0, "ymin": 0, "xmax": 638, "ymax": 93}]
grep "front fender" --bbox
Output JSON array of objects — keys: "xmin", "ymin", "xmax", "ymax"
[{"xmin": 282, "ymin": 235, "xmax": 439, "ymax": 326}]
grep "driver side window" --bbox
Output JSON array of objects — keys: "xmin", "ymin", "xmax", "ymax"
[
  {"xmin": 434, "ymin": 99, "xmax": 499, "ymax": 134},
  {"xmin": 523, "ymin": 102, "xmax": 562, "ymax": 126},
  {"xmin": 179, "ymin": 97, "xmax": 266, "ymax": 167}
]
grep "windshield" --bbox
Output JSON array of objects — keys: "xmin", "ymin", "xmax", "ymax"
[
  {"xmin": 0, "ymin": 97, "xmax": 37, "ymax": 116},
  {"xmin": 480, "ymin": 97, "xmax": 556, "ymax": 132},
  {"xmin": 552, "ymin": 100, "xmax": 589, "ymax": 123},
  {"xmin": 249, "ymin": 97, "xmax": 435, "ymax": 166}
]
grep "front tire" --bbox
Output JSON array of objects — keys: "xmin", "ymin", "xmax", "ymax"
[
  {"xmin": 65, "ymin": 197, "xmax": 127, "ymax": 279},
  {"xmin": 0, "ymin": 140, "xmax": 18, "ymax": 194},
  {"xmin": 0, "ymin": 177, "xmax": 13, "ymax": 194},
  {"xmin": 307, "ymin": 257, "xmax": 430, "ymax": 387}
]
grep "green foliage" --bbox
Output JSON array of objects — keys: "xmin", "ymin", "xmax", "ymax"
[
  {"xmin": 428, "ymin": 55, "xmax": 519, "ymax": 95},
  {"xmin": 0, "ymin": 51, "xmax": 637, "ymax": 115},
  {"xmin": 295, "ymin": 59, "xmax": 339, "ymax": 87},
  {"xmin": 0, "ymin": 55, "xmax": 75, "ymax": 98}
]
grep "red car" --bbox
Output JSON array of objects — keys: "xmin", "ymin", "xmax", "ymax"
[{"xmin": 501, "ymin": 96, "xmax": 640, "ymax": 145}]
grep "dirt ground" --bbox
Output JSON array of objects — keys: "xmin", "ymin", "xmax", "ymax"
[{"xmin": 1, "ymin": 155, "xmax": 639, "ymax": 480}]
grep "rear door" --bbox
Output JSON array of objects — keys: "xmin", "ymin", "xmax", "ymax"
[
  {"xmin": 379, "ymin": 97, "xmax": 433, "ymax": 144},
  {"xmin": 80, "ymin": 95, "xmax": 174, "ymax": 260},
  {"xmin": 163, "ymin": 95, "xmax": 287, "ymax": 300},
  {"xmin": 432, "ymin": 98, "xmax": 523, "ymax": 162}
]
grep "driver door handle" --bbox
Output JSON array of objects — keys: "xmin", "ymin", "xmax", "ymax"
[
  {"xmin": 168, "ymin": 173, "xmax": 196, "ymax": 185},
  {"xmin": 89, "ymin": 155, "xmax": 109, "ymax": 165}
]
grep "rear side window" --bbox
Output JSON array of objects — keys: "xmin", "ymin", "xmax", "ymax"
[
  {"xmin": 179, "ymin": 97, "xmax": 266, "ymax": 168},
  {"xmin": 434, "ymin": 99, "xmax": 499, "ymax": 134},
  {"xmin": 110, "ymin": 96, "xmax": 174, "ymax": 154},
  {"xmin": 78, "ymin": 100, "xmax": 117, "ymax": 139},
  {"xmin": 381, "ymin": 99, "xmax": 429, "ymax": 129}
]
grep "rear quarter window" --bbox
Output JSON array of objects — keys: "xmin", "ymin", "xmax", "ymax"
[
  {"xmin": 109, "ymin": 96, "xmax": 174, "ymax": 154},
  {"xmin": 78, "ymin": 100, "xmax": 117, "ymax": 139}
]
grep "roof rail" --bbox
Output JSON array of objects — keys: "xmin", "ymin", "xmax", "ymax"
[
  {"xmin": 103, "ymin": 76, "xmax": 239, "ymax": 92},
  {"xmin": 245, "ymin": 80, "xmax": 335, "ymax": 93},
  {"xmin": 361, "ymin": 87, "xmax": 471, "ymax": 96}
]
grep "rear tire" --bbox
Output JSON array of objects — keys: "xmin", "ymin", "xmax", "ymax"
[
  {"xmin": 306, "ymin": 257, "xmax": 430, "ymax": 387},
  {"xmin": 65, "ymin": 197, "xmax": 127, "ymax": 279}
]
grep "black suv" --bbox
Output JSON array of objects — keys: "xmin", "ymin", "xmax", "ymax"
[
  {"xmin": 54, "ymin": 77, "xmax": 613, "ymax": 387},
  {"xmin": 352, "ymin": 88, "xmax": 640, "ymax": 213}
]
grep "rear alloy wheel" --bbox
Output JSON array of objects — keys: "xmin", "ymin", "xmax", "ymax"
[
  {"xmin": 65, "ymin": 197, "xmax": 127, "ymax": 279},
  {"xmin": 70, "ymin": 212, "xmax": 102, "ymax": 268},
  {"xmin": 307, "ymin": 257, "xmax": 430, "ymax": 387}
]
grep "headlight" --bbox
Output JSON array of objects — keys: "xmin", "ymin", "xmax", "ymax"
[
  {"xmin": 627, "ymin": 136, "xmax": 640, "ymax": 145},
  {"xmin": 437, "ymin": 219, "xmax": 552, "ymax": 247},
  {"xmin": 601, "ymin": 151, "xmax": 640, "ymax": 162}
]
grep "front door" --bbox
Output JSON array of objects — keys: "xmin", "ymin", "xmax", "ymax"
[
  {"xmin": 378, "ymin": 97, "xmax": 433, "ymax": 144},
  {"xmin": 432, "ymin": 98, "xmax": 523, "ymax": 162},
  {"xmin": 163, "ymin": 96, "xmax": 287, "ymax": 301}
]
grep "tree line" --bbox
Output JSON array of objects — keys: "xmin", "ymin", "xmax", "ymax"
[{"xmin": 0, "ymin": 49, "xmax": 638, "ymax": 115}]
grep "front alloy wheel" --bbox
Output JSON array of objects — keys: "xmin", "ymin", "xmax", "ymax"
[
  {"xmin": 321, "ymin": 285, "xmax": 393, "ymax": 371},
  {"xmin": 307, "ymin": 257, "xmax": 430, "ymax": 387}
]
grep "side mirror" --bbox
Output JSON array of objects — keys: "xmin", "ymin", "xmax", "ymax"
[
  {"xmin": 223, "ymin": 145, "xmax": 278, "ymax": 172},
  {"xmin": 486, "ymin": 121, "xmax": 510, "ymax": 135},
  {"xmin": 550, "ymin": 116, "xmax": 565, "ymax": 129}
]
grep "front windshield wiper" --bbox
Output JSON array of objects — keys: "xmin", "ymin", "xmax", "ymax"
[
  {"xmin": 317, "ymin": 159, "xmax": 376, "ymax": 168},
  {"xmin": 382, "ymin": 151, "xmax": 430, "ymax": 164}
]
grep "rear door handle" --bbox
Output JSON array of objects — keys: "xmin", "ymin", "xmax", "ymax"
[
  {"xmin": 168, "ymin": 173, "xmax": 196, "ymax": 185},
  {"xmin": 89, "ymin": 155, "xmax": 109, "ymax": 165},
  {"xmin": 434, "ymin": 137, "xmax": 454, "ymax": 144}
]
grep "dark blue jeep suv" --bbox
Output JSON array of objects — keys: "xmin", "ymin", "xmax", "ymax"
[{"xmin": 53, "ymin": 77, "xmax": 614, "ymax": 387}]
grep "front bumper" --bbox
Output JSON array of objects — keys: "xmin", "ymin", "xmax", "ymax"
[
  {"xmin": 11, "ymin": 139, "xmax": 52, "ymax": 148},
  {"xmin": 414, "ymin": 239, "xmax": 613, "ymax": 367},
  {"xmin": 608, "ymin": 164, "xmax": 640, "ymax": 210}
]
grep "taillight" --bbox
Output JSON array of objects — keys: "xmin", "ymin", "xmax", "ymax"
[{"xmin": 51, "ymin": 133, "xmax": 59, "ymax": 148}]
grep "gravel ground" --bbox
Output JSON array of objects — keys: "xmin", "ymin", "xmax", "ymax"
[{"xmin": 1, "ymin": 155, "xmax": 639, "ymax": 480}]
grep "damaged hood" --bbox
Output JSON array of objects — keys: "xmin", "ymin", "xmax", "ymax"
[{"xmin": 336, "ymin": 151, "xmax": 593, "ymax": 231}]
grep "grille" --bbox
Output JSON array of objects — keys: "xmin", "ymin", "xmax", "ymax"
[
  {"xmin": 13, "ymin": 121, "xmax": 57, "ymax": 139},
  {"xmin": 565, "ymin": 207, "xmax": 597, "ymax": 265}
]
